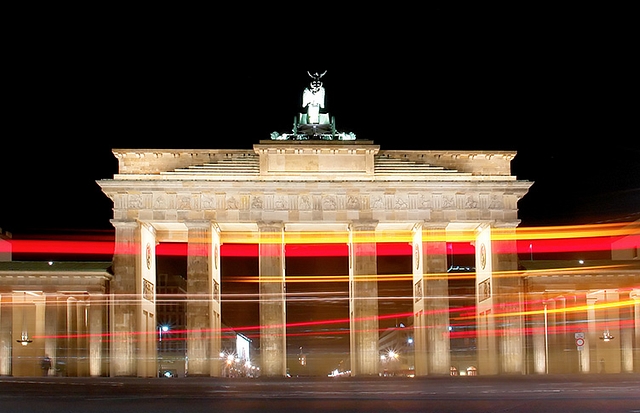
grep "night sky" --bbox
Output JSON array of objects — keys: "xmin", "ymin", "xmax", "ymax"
[{"xmin": 3, "ymin": 8, "xmax": 639, "ymax": 237}]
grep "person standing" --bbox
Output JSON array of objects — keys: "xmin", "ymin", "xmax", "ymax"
[{"xmin": 40, "ymin": 355, "xmax": 51, "ymax": 376}]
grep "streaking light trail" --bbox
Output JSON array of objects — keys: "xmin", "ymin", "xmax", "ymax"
[{"xmin": 3, "ymin": 221, "xmax": 638, "ymax": 257}]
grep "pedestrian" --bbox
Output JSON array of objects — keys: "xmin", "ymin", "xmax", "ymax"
[{"xmin": 40, "ymin": 355, "xmax": 51, "ymax": 376}]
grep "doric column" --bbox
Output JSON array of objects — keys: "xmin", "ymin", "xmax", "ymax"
[
  {"xmin": 619, "ymin": 290, "xmax": 634, "ymax": 373},
  {"xmin": 109, "ymin": 220, "xmax": 140, "ymax": 376},
  {"xmin": 209, "ymin": 225, "xmax": 222, "ymax": 377},
  {"xmin": 76, "ymin": 298, "xmax": 90, "ymax": 376},
  {"xmin": 555, "ymin": 296, "xmax": 569, "ymax": 373},
  {"xmin": 66, "ymin": 297, "xmax": 79, "ymax": 376},
  {"xmin": 107, "ymin": 220, "xmax": 158, "ymax": 378},
  {"xmin": 632, "ymin": 289, "xmax": 640, "ymax": 373},
  {"xmin": 12, "ymin": 293, "xmax": 37, "ymax": 376},
  {"xmin": 136, "ymin": 223, "xmax": 159, "ymax": 378},
  {"xmin": 412, "ymin": 223, "xmax": 428, "ymax": 376},
  {"xmin": 88, "ymin": 294, "xmax": 106, "ymax": 376},
  {"xmin": 348, "ymin": 220, "xmax": 379, "ymax": 376},
  {"xmin": 544, "ymin": 298, "xmax": 557, "ymax": 373},
  {"xmin": 258, "ymin": 221, "xmax": 286, "ymax": 377},
  {"xmin": 55, "ymin": 295, "xmax": 68, "ymax": 375},
  {"xmin": 34, "ymin": 296, "xmax": 48, "ymax": 374},
  {"xmin": 492, "ymin": 223, "xmax": 525, "ymax": 374},
  {"xmin": 530, "ymin": 297, "xmax": 547, "ymax": 374},
  {"xmin": 422, "ymin": 223, "xmax": 450, "ymax": 375},
  {"xmin": 0, "ymin": 294, "xmax": 12, "ymax": 375},
  {"xmin": 44, "ymin": 295, "xmax": 58, "ymax": 375},
  {"xmin": 185, "ymin": 221, "xmax": 213, "ymax": 376},
  {"xmin": 475, "ymin": 224, "xmax": 498, "ymax": 375}
]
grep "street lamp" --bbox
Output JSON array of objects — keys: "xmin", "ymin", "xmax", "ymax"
[
  {"xmin": 158, "ymin": 325, "xmax": 170, "ymax": 377},
  {"xmin": 158, "ymin": 325, "xmax": 169, "ymax": 341},
  {"xmin": 380, "ymin": 349, "xmax": 400, "ymax": 376},
  {"xmin": 599, "ymin": 329, "xmax": 615, "ymax": 342},
  {"xmin": 220, "ymin": 351, "xmax": 236, "ymax": 377},
  {"xmin": 16, "ymin": 292, "xmax": 33, "ymax": 346}
]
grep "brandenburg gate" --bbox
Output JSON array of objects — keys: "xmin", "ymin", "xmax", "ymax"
[{"xmin": 97, "ymin": 72, "xmax": 533, "ymax": 377}]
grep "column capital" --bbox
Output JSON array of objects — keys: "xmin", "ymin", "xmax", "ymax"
[
  {"xmin": 110, "ymin": 219, "xmax": 139, "ymax": 230},
  {"xmin": 422, "ymin": 221, "xmax": 449, "ymax": 230},
  {"xmin": 184, "ymin": 220, "xmax": 213, "ymax": 230},
  {"xmin": 349, "ymin": 219, "xmax": 378, "ymax": 231},
  {"xmin": 493, "ymin": 220, "xmax": 522, "ymax": 229},
  {"xmin": 257, "ymin": 221, "xmax": 284, "ymax": 231}
]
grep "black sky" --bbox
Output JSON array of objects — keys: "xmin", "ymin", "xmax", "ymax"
[{"xmin": 2, "ymin": 7, "xmax": 638, "ymax": 236}]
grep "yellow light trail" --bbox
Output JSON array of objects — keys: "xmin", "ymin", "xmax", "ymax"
[
  {"xmin": 456, "ymin": 298, "xmax": 639, "ymax": 321},
  {"xmin": 218, "ymin": 221, "xmax": 639, "ymax": 244},
  {"xmin": 225, "ymin": 262, "xmax": 639, "ymax": 284}
]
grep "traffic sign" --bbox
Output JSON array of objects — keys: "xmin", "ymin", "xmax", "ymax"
[{"xmin": 575, "ymin": 332, "xmax": 585, "ymax": 350}]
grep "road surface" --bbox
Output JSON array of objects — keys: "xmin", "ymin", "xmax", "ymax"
[{"xmin": 1, "ymin": 374, "xmax": 639, "ymax": 413}]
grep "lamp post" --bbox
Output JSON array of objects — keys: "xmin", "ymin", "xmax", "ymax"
[
  {"xmin": 543, "ymin": 302, "xmax": 549, "ymax": 374},
  {"xmin": 158, "ymin": 325, "xmax": 170, "ymax": 377},
  {"xmin": 159, "ymin": 325, "xmax": 169, "ymax": 342},
  {"xmin": 380, "ymin": 349, "xmax": 400, "ymax": 376},
  {"xmin": 220, "ymin": 351, "xmax": 236, "ymax": 377}
]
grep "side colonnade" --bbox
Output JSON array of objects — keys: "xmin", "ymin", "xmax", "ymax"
[{"xmin": 0, "ymin": 262, "xmax": 111, "ymax": 377}]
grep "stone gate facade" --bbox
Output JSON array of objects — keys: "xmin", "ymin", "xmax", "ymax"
[{"xmin": 97, "ymin": 141, "xmax": 532, "ymax": 377}]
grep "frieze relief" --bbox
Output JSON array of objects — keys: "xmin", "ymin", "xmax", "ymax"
[
  {"xmin": 371, "ymin": 194, "xmax": 384, "ymax": 209},
  {"xmin": 455, "ymin": 193, "xmax": 479, "ymax": 209},
  {"xmin": 201, "ymin": 194, "xmax": 215, "ymax": 209},
  {"xmin": 442, "ymin": 195, "xmax": 455, "ymax": 209},
  {"xmin": 177, "ymin": 195, "xmax": 191, "ymax": 210},
  {"xmin": 154, "ymin": 195, "xmax": 166, "ymax": 209},
  {"xmin": 465, "ymin": 196, "xmax": 478, "ymax": 209},
  {"xmin": 416, "ymin": 194, "xmax": 431, "ymax": 209},
  {"xmin": 226, "ymin": 194, "xmax": 252, "ymax": 210},
  {"xmin": 298, "ymin": 195, "xmax": 312, "ymax": 210},
  {"xmin": 120, "ymin": 190, "xmax": 509, "ymax": 214},
  {"xmin": 273, "ymin": 195, "xmax": 290, "ymax": 210},
  {"xmin": 127, "ymin": 194, "xmax": 144, "ymax": 209},
  {"xmin": 322, "ymin": 195, "xmax": 337, "ymax": 210},
  {"xmin": 346, "ymin": 195, "xmax": 361, "ymax": 210},
  {"xmin": 394, "ymin": 196, "xmax": 408, "ymax": 210},
  {"xmin": 251, "ymin": 195, "xmax": 263, "ymax": 209},
  {"xmin": 489, "ymin": 194, "xmax": 504, "ymax": 209}
]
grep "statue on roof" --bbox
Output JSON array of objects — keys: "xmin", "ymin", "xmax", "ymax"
[
  {"xmin": 270, "ymin": 71, "xmax": 356, "ymax": 141},
  {"xmin": 302, "ymin": 71, "xmax": 326, "ymax": 124}
]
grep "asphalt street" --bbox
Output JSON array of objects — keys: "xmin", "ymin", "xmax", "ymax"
[{"xmin": 1, "ymin": 374, "xmax": 639, "ymax": 413}]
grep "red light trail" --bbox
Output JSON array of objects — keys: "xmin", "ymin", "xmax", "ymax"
[{"xmin": 3, "ymin": 221, "xmax": 638, "ymax": 257}]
